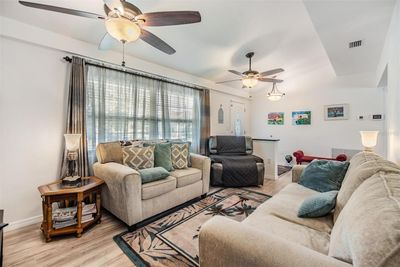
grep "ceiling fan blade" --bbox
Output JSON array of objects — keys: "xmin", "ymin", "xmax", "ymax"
[
  {"xmin": 140, "ymin": 29, "xmax": 176, "ymax": 55},
  {"xmin": 216, "ymin": 79, "xmax": 242, "ymax": 84},
  {"xmin": 140, "ymin": 11, "xmax": 201, "ymax": 26},
  {"xmin": 18, "ymin": 1, "xmax": 105, "ymax": 19},
  {"xmin": 259, "ymin": 77, "xmax": 284, "ymax": 83},
  {"xmin": 98, "ymin": 33, "xmax": 118, "ymax": 50},
  {"xmin": 259, "ymin": 68, "xmax": 284, "ymax": 77},
  {"xmin": 228, "ymin": 70, "xmax": 243, "ymax": 76}
]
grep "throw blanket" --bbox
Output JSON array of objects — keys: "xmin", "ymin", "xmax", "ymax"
[
  {"xmin": 210, "ymin": 155, "xmax": 261, "ymax": 187},
  {"xmin": 216, "ymin": 136, "xmax": 246, "ymax": 154}
]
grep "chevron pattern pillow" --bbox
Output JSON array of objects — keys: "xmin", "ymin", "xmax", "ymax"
[
  {"xmin": 171, "ymin": 143, "xmax": 189, "ymax": 169},
  {"xmin": 122, "ymin": 145, "xmax": 155, "ymax": 170}
]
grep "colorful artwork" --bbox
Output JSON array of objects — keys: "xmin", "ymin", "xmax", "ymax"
[
  {"xmin": 324, "ymin": 104, "xmax": 349, "ymax": 120},
  {"xmin": 292, "ymin": 111, "xmax": 311, "ymax": 125},
  {"xmin": 268, "ymin": 112, "xmax": 284, "ymax": 125}
]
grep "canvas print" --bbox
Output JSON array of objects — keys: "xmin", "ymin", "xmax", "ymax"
[
  {"xmin": 292, "ymin": 111, "xmax": 311, "ymax": 125},
  {"xmin": 324, "ymin": 104, "xmax": 349, "ymax": 120},
  {"xmin": 268, "ymin": 112, "xmax": 284, "ymax": 125}
]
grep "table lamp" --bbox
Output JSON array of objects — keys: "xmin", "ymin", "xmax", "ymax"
[
  {"xmin": 63, "ymin": 134, "xmax": 82, "ymax": 185},
  {"xmin": 360, "ymin": 131, "xmax": 379, "ymax": 151}
]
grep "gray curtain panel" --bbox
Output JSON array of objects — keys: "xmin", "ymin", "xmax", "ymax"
[
  {"xmin": 200, "ymin": 89, "xmax": 210, "ymax": 155},
  {"xmin": 60, "ymin": 56, "xmax": 90, "ymax": 177},
  {"xmin": 85, "ymin": 64, "xmax": 202, "ymax": 167}
]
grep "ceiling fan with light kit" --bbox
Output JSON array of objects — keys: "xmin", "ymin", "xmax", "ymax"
[{"xmin": 19, "ymin": 0, "xmax": 201, "ymax": 65}]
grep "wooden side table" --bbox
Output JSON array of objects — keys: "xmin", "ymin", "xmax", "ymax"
[{"xmin": 38, "ymin": 176, "xmax": 104, "ymax": 242}]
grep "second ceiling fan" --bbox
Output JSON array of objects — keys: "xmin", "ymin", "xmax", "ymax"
[
  {"xmin": 19, "ymin": 0, "xmax": 201, "ymax": 56},
  {"xmin": 217, "ymin": 52, "xmax": 284, "ymax": 88}
]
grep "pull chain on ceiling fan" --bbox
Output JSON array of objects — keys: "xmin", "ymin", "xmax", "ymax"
[{"xmin": 19, "ymin": 0, "xmax": 202, "ymax": 66}]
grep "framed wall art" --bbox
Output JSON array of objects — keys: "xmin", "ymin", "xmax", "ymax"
[{"xmin": 324, "ymin": 104, "xmax": 349, "ymax": 120}]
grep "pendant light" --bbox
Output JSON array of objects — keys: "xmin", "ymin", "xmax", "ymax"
[{"xmin": 267, "ymin": 82, "xmax": 285, "ymax": 101}]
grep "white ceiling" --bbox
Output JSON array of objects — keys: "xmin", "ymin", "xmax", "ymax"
[{"xmin": 0, "ymin": 0, "xmax": 395, "ymax": 89}]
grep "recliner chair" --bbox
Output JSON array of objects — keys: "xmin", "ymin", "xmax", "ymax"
[{"xmin": 209, "ymin": 136, "xmax": 264, "ymax": 187}]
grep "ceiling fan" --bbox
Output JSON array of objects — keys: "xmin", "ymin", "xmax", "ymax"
[
  {"xmin": 217, "ymin": 52, "xmax": 284, "ymax": 88},
  {"xmin": 18, "ymin": 0, "xmax": 201, "ymax": 58}
]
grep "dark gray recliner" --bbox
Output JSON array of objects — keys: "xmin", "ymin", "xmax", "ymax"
[{"xmin": 209, "ymin": 136, "xmax": 264, "ymax": 187}]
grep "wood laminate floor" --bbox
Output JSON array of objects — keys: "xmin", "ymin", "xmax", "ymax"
[{"xmin": 4, "ymin": 171, "xmax": 292, "ymax": 267}]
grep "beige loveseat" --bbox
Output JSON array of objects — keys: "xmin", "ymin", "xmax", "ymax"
[
  {"xmin": 199, "ymin": 151, "xmax": 400, "ymax": 267},
  {"xmin": 93, "ymin": 141, "xmax": 211, "ymax": 228}
]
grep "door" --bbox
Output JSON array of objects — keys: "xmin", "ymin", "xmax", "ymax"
[{"xmin": 230, "ymin": 101, "xmax": 246, "ymax": 135}]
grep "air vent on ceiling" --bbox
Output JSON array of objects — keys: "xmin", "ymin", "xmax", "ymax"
[{"xmin": 349, "ymin": 40, "xmax": 363, "ymax": 48}]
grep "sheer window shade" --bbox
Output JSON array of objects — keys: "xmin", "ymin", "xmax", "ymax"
[{"xmin": 86, "ymin": 65, "xmax": 201, "ymax": 165}]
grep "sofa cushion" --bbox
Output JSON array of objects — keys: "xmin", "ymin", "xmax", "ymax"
[
  {"xmin": 96, "ymin": 141, "xmax": 123, "ymax": 164},
  {"xmin": 329, "ymin": 172, "xmax": 400, "ymax": 266},
  {"xmin": 141, "ymin": 176, "xmax": 176, "ymax": 200},
  {"xmin": 122, "ymin": 145, "xmax": 155, "ymax": 170},
  {"xmin": 243, "ymin": 214, "xmax": 331, "ymax": 255},
  {"xmin": 247, "ymin": 183, "xmax": 334, "ymax": 233},
  {"xmin": 170, "ymin": 168, "xmax": 202, "ymax": 188},
  {"xmin": 171, "ymin": 143, "xmax": 189, "ymax": 169},
  {"xmin": 138, "ymin": 167, "xmax": 170, "ymax": 184},
  {"xmin": 298, "ymin": 191, "xmax": 338, "ymax": 218},
  {"xmin": 334, "ymin": 153, "xmax": 400, "ymax": 222},
  {"xmin": 298, "ymin": 160, "xmax": 349, "ymax": 192}
]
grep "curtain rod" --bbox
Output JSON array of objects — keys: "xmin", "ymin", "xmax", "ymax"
[{"xmin": 63, "ymin": 56, "xmax": 207, "ymax": 92}]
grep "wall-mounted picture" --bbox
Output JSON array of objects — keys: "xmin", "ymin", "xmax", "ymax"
[
  {"xmin": 324, "ymin": 104, "xmax": 349, "ymax": 120},
  {"xmin": 268, "ymin": 112, "xmax": 284, "ymax": 125},
  {"xmin": 292, "ymin": 111, "xmax": 311, "ymax": 125},
  {"xmin": 218, "ymin": 104, "xmax": 224, "ymax": 124}
]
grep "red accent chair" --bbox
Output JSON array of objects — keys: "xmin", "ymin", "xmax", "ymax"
[{"xmin": 293, "ymin": 150, "xmax": 347, "ymax": 165}]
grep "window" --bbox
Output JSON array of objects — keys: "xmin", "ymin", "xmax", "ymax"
[{"xmin": 85, "ymin": 64, "xmax": 201, "ymax": 164}]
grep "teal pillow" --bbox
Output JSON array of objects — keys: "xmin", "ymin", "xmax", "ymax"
[
  {"xmin": 299, "ymin": 160, "xmax": 349, "ymax": 192},
  {"xmin": 138, "ymin": 167, "xmax": 170, "ymax": 184},
  {"xmin": 298, "ymin": 190, "xmax": 338, "ymax": 218},
  {"xmin": 154, "ymin": 143, "xmax": 174, "ymax": 171}
]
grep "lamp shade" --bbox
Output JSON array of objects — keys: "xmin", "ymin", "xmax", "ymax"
[
  {"xmin": 64, "ymin": 134, "xmax": 81, "ymax": 151},
  {"xmin": 360, "ymin": 131, "xmax": 378, "ymax": 151},
  {"xmin": 105, "ymin": 17, "xmax": 141, "ymax": 43},
  {"xmin": 242, "ymin": 77, "xmax": 258, "ymax": 88}
]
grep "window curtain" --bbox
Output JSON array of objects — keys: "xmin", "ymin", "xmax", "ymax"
[
  {"xmin": 85, "ymin": 64, "xmax": 202, "ymax": 166},
  {"xmin": 200, "ymin": 89, "xmax": 210, "ymax": 155},
  {"xmin": 60, "ymin": 56, "xmax": 90, "ymax": 178}
]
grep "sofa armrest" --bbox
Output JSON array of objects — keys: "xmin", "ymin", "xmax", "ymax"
[
  {"xmin": 292, "ymin": 165, "xmax": 306, "ymax": 183},
  {"xmin": 93, "ymin": 162, "xmax": 143, "ymax": 225},
  {"xmin": 190, "ymin": 153, "xmax": 211, "ymax": 194},
  {"xmin": 199, "ymin": 216, "xmax": 351, "ymax": 267}
]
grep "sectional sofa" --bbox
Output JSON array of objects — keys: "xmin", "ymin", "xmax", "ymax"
[{"xmin": 199, "ymin": 151, "xmax": 400, "ymax": 267}]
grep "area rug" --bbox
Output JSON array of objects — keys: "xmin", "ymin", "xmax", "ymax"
[
  {"xmin": 113, "ymin": 188, "xmax": 271, "ymax": 267},
  {"xmin": 278, "ymin": 165, "xmax": 292, "ymax": 176}
]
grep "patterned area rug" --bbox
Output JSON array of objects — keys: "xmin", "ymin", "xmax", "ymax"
[{"xmin": 114, "ymin": 188, "xmax": 271, "ymax": 266}]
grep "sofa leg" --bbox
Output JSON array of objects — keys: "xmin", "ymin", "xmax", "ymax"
[{"xmin": 201, "ymin": 193, "xmax": 207, "ymax": 199}]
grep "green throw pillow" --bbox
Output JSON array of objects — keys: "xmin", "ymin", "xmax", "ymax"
[
  {"xmin": 298, "ymin": 190, "xmax": 338, "ymax": 218},
  {"xmin": 299, "ymin": 160, "xmax": 350, "ymax": 192},
  {"xmin": 153, "ymin": 143, "xmax": 174, "ymax": 171},
  {"xmin": 138, "ymin": 167, "xmax": 170, "ymax": 184}
]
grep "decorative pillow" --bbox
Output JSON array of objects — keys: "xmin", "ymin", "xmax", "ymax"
[
  {"xmin": 122, "ymin": 145, "xmax": 155, "ymax": 170},
  {"xmin": 298, "ymin": 190, "xmax": 338, "ymax": 218},
  {"xmin": 171, "ymin": 143, "xmax": 189, "ymax": 169},
  {"xmin": 170, "ymin": 141, "xmax": 192, "ymax": 167},
  {"xmin": 138, "ymin": 167, "xmax": 170, "ymax": 184},
  {"xmin": 299, "ymin": 160, "xmax": 350, "ymax": 192},
  {"xmin": 153, "ymin": 143, "xmax": 174, "ymax": 171}
]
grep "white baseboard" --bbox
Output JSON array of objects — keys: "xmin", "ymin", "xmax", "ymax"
[{"xmin": 5, "ymin": 215, "xmax": 42, "ymax": 232}]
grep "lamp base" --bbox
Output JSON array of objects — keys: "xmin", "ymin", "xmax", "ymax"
[{"xmin": 62, "ymin": 176, "xmax": 82, "ymax": 187}]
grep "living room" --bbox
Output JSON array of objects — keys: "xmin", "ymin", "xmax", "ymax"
[{"xmin": 1, "ymin": 0, "xmax": 399, "ymax": 266}]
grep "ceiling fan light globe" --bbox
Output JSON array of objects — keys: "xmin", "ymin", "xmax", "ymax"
[
  {"xmin": 105, "ymin": 17, "xmax": 141, "ymax": 43},
  {"xmin": 242, "ymin": 77, "xmax": 258, "ymax": 88}
]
